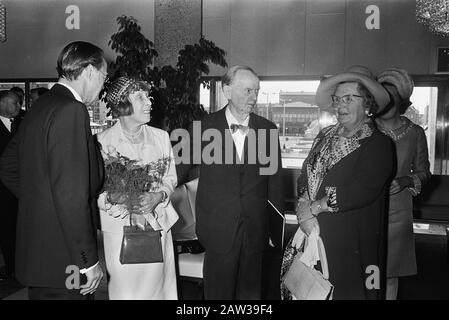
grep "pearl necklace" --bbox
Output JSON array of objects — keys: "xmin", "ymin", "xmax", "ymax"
[{"xmin": 122, "ymin": 125, "xmax": 144, "ymax": 144}]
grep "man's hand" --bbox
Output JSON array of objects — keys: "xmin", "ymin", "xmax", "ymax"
[{"xmin": 80, "ymin": 264, "xmax": 103, "ymax": 296}]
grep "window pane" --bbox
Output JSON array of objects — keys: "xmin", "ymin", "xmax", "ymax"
[
  {"xmin": 409, "ymin": 86, "xmax": 437, "ymax": 174},
  {"xmin": 213, "ymin": 80, "xmax": 338, "ymax": 169},
  {"xmin": 30, "ymin": 81, "xmax": 111, "ymax": 135},
  {"xmin": 256, "ymin": 81, "xmax": 335, "ymax": 169}
]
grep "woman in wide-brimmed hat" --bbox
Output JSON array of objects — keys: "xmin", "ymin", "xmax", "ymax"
[
  {"xmin": 281, "ymin": 66, "xmax": 395, "ymax": 300},
  {"xmin": 375, "ymin": 68, "xmax": 431, "ymax": 300}
]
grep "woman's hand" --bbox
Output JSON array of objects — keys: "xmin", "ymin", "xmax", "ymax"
[
  {"xmin": 137, "ymin": 192, "xmax": 164, "ymax": 215},
  {"xmin": 299, "ymin": 217, "xmax": 320, "ymax": 236},
  {"xmin": 108, "ymin": 204, "xmax": 129, "ymax": 218},
  {"xmin": 390, "ymin": 176, "xmax": 412, "ymax": 195},
  {"xmin": 296, "ymin": 198, "xmax": 313, "ymax": 222}
]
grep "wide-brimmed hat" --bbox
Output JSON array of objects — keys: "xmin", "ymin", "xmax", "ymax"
[
  {"xmin": 315, "ymin": 65, "xmax": 390, "ymax": 114},
  {"xmin": 377, "ymin": 68, "xmax": 414, "ymax": 100}
]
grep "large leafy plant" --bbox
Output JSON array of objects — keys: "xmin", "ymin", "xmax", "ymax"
[{"xmin": 103, "ymin": 15, "xmax": 227, "ymax": 133}]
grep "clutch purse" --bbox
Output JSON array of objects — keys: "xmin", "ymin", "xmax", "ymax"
[
  {"xmin": 282, "ymin": 235, "xmax": 333, "ymax": 300},
  {"xmin": 119, "ymin": 222, "xmax": 163, "ymax": 264}
]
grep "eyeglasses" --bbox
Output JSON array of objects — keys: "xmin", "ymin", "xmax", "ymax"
[{"xmin": 331, "ymin": 94, "xmax": 363, "ymax": 105}]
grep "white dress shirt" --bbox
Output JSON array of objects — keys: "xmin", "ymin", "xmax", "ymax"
[
  {"xmin": 225, "ymin": 106, "xmax": 250, "ymax": 160},
  {"xmin": 0, "ymin": 115, "xmax": 12, "ymax": 132}
]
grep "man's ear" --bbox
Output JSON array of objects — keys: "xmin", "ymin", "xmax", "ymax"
[{"xmin": 222, "ymin": 84, "xmax": 231, "ymax": 100}]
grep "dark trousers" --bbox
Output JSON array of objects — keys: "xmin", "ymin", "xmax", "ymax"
[
  {"xmin": 0, "ymin": 193, "xmax": 17, "ymax": 276},
  {"xmin": 28, "ymin": 287, "xmax": 95, "ymax": 300},
  {"xmin": 203, "ymin": 221, "xmax": 263, "ymax": 300}
]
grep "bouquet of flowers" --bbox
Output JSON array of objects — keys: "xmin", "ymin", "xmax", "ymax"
[{"xmin": 102, "ymin": 146, "xmax": 171, "ymax": 216}]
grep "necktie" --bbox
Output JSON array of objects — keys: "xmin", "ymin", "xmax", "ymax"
[
  {"xmin": 230, "ymin": 123, "xmax": 249, "ymax": 134},
  {"xmin": 10, "ymin": 118, "xmax": 17, "ymax": 134}
]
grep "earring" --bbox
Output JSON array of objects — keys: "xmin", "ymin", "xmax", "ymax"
[{"xmin": 365, "ymin": 109, "xmax": 373, "ymax": 117}]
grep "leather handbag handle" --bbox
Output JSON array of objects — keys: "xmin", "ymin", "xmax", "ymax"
[{"xmin": 317, "ymin": 236, "xmax": 330, "ymax": 280}]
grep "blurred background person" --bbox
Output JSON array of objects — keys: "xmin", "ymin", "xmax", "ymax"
[
  {"xmin": 30, "ymin": 87, "xmax": 50, "ymax": 108},
  {"xmin": 9, "ymin": 87, "xmax": 26, "ymax": 128},
  {"xmin": 375, "ymin": 68, "xmax": 431, "ymax": 300},
  {"xmin": 282, "ymin": 66, "xmax": 394, "ymax": 300},
  {"xmin": 0, "ymin": 90, "xmax": 21, "ymax": 281},
  {"xmin": 9, "ymin": 87, "xmax": 24, "ymax": 110}
]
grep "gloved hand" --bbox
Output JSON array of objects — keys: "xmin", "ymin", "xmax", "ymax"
[{"xmin": 291, "ymin": 226, "xmax": 306, "ymax": 250}]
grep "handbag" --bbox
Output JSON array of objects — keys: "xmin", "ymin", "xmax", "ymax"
[
  {"xmin": 282, "ymin": 235, "xmax": 333, "ymax": 300},
  {"xmin": 119, "ymin": 214, "xmax": 163, "ymax": 264}
]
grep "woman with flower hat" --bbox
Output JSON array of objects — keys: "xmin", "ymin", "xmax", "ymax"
[
  {"xmin": 96, "ymin": 77, "xmax": 178, "ymax": 300},
  {"xmin": 375, "ymin": 68, "xmax": 431, "ymax": 300},
  {"xmin": 281, "ymin": 66, "xmax": 394, "ymax": 300}
]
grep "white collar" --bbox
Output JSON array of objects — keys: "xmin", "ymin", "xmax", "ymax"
[
  {"xmin": 0, "ymin": 115, "xmax": 12, "ymax": 132},
  {"xmin": 57, "ymin": 81, "xmax": 83, "ymax": 103},
  {"xmin": 225, "ymin": 106, "xmax": 250, "ymax": 128}
]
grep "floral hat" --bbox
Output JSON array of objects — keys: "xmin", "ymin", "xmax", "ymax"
[{"xmin": 315, "ymin": 65, "xmax": 390, "ymax": 114}]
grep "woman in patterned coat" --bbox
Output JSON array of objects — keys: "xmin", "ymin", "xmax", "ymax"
[{"xmin": 281, "ymin": 67, "xmax": 394, "ymax": 300}]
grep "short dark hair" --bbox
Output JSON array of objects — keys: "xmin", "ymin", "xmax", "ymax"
[
  {"xmin": 221, "ymin": 65, "xmax": 258, "ymax": 86},
  {"xmin": 9, "ymin": 87, "xmax": 24, "ymax": 105},
  {"xmin": 31, "ymin": 87, "xmax": 50, "ymax": 97},
  {"xmin": 109, "ymin": 80, "xmax": 152, "ymax": 118},
  {"xmin": 56, "ymin": 41, "xmax": 104, "ymax": 80}
]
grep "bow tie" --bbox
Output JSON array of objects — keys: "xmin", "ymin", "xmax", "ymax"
[{"xmin": 230, "ymin": 123, "xmax": 249, "ymax": 134}]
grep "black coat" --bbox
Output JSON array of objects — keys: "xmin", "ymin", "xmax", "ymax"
[
  {"xmin": 0, "ymin": 120, "xmax": 15, "ymax": 202},
  {"xmin": 0, "ymin": 84, "xmax": 104, "ymax": 288},
  {"xmin": 0, "ymin": 120, "xmax": 18, "ymax": 254},
  {"xmin": 297, "ymin": 126, "xmax": 394, "ymax": 299},
  {"xmin": 177, "ymin": 107, "xmax": 284, "ymax": 254}
]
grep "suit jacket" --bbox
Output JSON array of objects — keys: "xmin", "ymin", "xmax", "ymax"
[
  {"xmin": 0, "ymin": 120, "xmax": 17, "ymax": 216},
  {"xmin": 177, "ymin": 107, "xmax": 284, "ymax": 254},
  {"xmin": 0, "ymin": 84, "xmax": 104, "ymax": 288}
]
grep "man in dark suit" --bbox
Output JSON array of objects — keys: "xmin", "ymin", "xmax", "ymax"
[
  {"xmin": 0, "ymin": 90, "xmax": 21, "ymax": 281},
  {"xmin": 0, "ymin": 41, "xmax": 106, "ymax": 300},
  {"xmin": 176, "ymin": 66, "xmax": 284, "ymax": 299}
]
